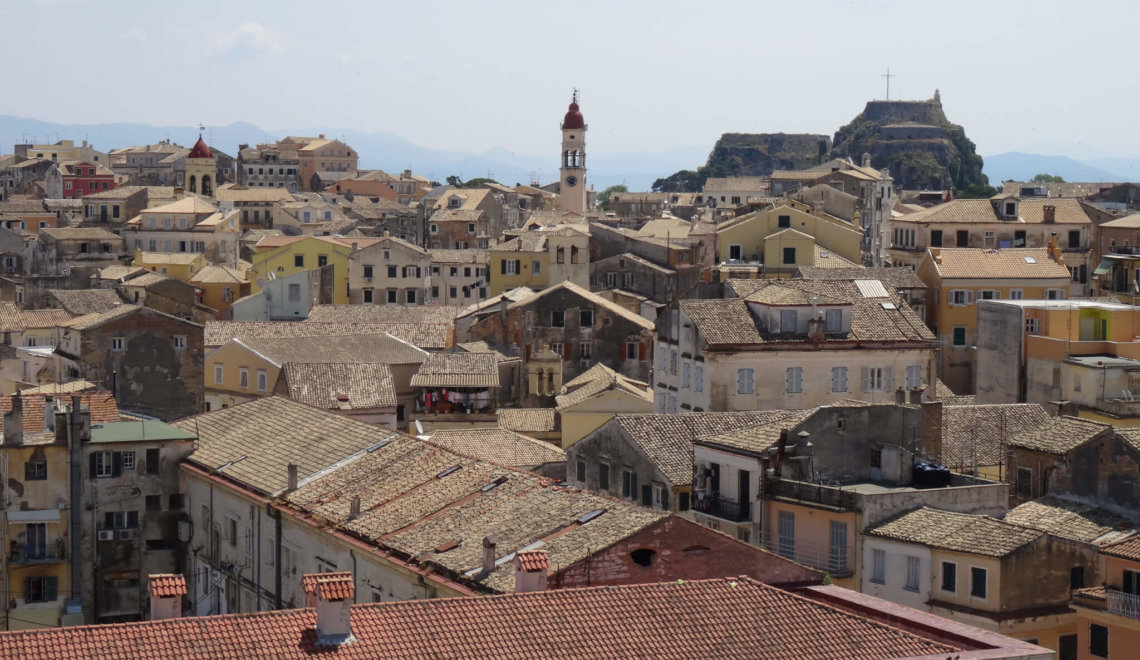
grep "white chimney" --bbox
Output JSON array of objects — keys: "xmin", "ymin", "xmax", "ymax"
[
  {"xmin": 512, "ymin": 550, "xmax": 549, "ymax": 593},
  {"xmin": 314, "ymin": 573, "xmax": 356, "ymax": 646},
  {"xmin": 148, "ymin": 574, "xmax": 186, "ymax": 621}
]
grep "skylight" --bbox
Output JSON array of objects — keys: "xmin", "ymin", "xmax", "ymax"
[
  {"xmin": 1024, "ymin": 256, "xmax": 1037, "ymax": 264},
  {"xmin": 854, "ymin": 279, "xmax": 890, "ymax": 298}
]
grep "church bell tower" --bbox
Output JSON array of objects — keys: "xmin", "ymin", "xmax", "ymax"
[{"xmin": 559, "ymin": 92, "xmax": 587, "ymax": 214}]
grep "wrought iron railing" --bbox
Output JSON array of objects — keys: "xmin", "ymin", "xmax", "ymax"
[{"xmin": 1107, "ymin": 589, "xmax": 1140, "ymax": 619}]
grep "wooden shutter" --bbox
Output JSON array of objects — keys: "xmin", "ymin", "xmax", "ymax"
[
  {"xmin": 883, "ymin": 367, "xmax": 894, "ymax": 392},
  {"xmin": 89, "ymin": 453, "xmax": 97, "ymax": 479},
  {"xmin": 641, "ymin": 484, "xmax": 652, "ymax": 507},
  {"xmin": 638, "ymin": 342, "xmax": 646, "ymax": 361},
  {"xmin": 524, "ymin": 344, "xmax": 531, "ymax": 361},
  {"xmin": 861, "ymin": 366, "xmax": 871, "ymax": 392},
  {"xmin": 500, "ymin": 260, "xmax": 507, "ymax": 275},
  {"xmin": 562, "ymin": 343, "xmax": 570, "ymax": 360},
  {"xmin": 514, "ymin": 259, "xmax": 521, "ymax": 274},
  {"xmin": 45, "ymin": 576, "xmax": 58, "ymax": 602},
  {"xmin": 111, "ymin": 452, "xmax": 122, "ymax": 478}
]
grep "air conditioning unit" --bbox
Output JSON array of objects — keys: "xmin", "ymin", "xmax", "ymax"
[
  {"xmin": 118, "ymin": 529, "xmax": 136, "ymax": 541},
  {"xmin": 580, "ymin": 358, "xmax": 591, "ymax": 369},
  {"xmin": 97, "ymin": 530, "xmax": 114, "ymax": 541}
]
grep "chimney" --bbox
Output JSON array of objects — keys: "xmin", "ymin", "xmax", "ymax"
[
  {"xmin": 773, "ymin": 429, "xmax": 789, "ymax": 477},
  {"xmin": 148, "ymin": 574, "xmax": 186, "ymax": 621},
  {"xmin": 1043, "ymin": 205, "xmax": 1056, "ymax": 223},
  {"xmin": 807, "ymin": 314, "xmax": 825, "ymax": 342},
  {"xmin": 909, "ymin": 386, "xmax": 926, "ymax": 404},
  {"xmin": 513, "ymin": 550, "xmax": 549, "ymax": 593},
  {"xmin": 287, "ymin": 463, "xmax": 298, "ymax": 491},
  {"xmin": 3, "ymin": 394, "xmax": 23, "ymax": 446},
  {"xmin": 862, "ymin": 153, "xmax": 872, "ymax": 168},
  {"xmin": 481, "ymin": 535, "xmax": 497, "ymax": 578},
  {"xmin": 1048, "ymin": 232, "xmax": 1064, "ymax": 263},
  {"xmin": 895, "ymin": 386, "xmax": 906, "ymax": 404},
  {"xmin": 921, "ymin": 400, "xmax": 943, "ymax": 463},
  {"xmin": 314, "ymin": 574, "xmax": 355, "ymax": 645},
  {"xmin": 403, "ymin": 169, "xmax": 412, "ymax": 178},
  {"xmin": 349, "ymin": 496, "xmax": 361, "ymax": 519}
]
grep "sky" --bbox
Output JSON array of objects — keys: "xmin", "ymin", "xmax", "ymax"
[{"xmin": 5, "ymin": 0, "xmax": 1140, "ymax": 160}]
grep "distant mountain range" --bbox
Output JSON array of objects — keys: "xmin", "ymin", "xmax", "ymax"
[
  {"xmin": 982, "ymin": 152, "xmax": 1135, "ymax": 185},
  {"xmin": 0, "ymin": 114, "xmax": 707, "ymax": 192}
]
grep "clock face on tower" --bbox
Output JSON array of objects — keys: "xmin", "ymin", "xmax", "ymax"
[{"xmin": 566, "ymin": 175, "xmax": 578, "ymax": 187}]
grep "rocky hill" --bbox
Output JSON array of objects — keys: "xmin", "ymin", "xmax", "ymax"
[
  {"xmin": 830, "ymin": 92, "xmax": 986, "ymax": 190},
  {"xmin": 652, "ymin": 133, "xmax": 830, "ymax": 192}
]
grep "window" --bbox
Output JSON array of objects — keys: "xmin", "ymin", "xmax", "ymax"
[
  {"xmin": 145, "ymin": 448, "xmax": 159, "ymax": 475},
  {"xmin": 777, "ymin": 214, "xmax": 791, "ymax": 228},
  {"xmin": 831, "ymin": 366, "xmax": 848, "ymax": 393},
  {"xmin": 829, "ymin": 521, "xmax": 847, "ymax": 572},
  {"xmin": 625, "ymin": 342, "xmax": 639, "ymax": 360},
  {"xmin": 780, "ymin": 310, "xmax": 796, "ymax": 333},
  {"xmin": 1025, "ymin": 318, "xmax": 1040, "ymax": 334},
  {"xmin": 785, "ymin": 367, "xmax": 803, "ymax": 394},
  {"xmin": 257, "ymin": 370, "xmax": 267, "ymax": 391},
  {"xmin": 777, "ymin": 511, "xmax": 795, "ymax": 559},
  {"xmin": 1017, "ymin": 466, "xmax": 1033, "ymax": 498},
  {"xmin": 1071, "ymin": 566, "xmax": 1085, "ymax": 590},
  {"xmin": 623, "ymin": 272, "xmax": 634, "ymax": 289},
  {"xmin": 825, "ymin": 309, "xmax": 841, "ymax": 333},
  {"xmin": 430, "ymin": 223, "xmax": 438, "ymax": 234},
  {"xmin": 1090, "ymin": 623, "xmax": 1109, "ymax": 658},
  {"xmin": 1068, "ymin": 230, "xmax": 1081, "ymax": 249},
  {"xmin": 970, "ymin": 567, "xmax": 986, "ymax": 599},
  {"xmin": 363, "ymin": 290, "xmax": 373, "ymax": 303},
  {"xmin": 551, "ymin": 311, "xmax": 565, "ymax": 327},
  {"xmin": 24, "ymin": 576, "xmax": 57, "ymax": 603},
  {"xmin": 288, "ymin": 284, "xmax": 301, "ymax": 302},
  {"xmin": 121, "ymin": 452, "xmax": 135, "ymax": 470},
  {"xmin": 621, "ymin": 468, "xmax": 637, "ymax": 499},
  {"xmin": 906, "ymin": 365, "xmax": 922, "ymax": 390},
  {"xmin": 25, "ymin": 459, "xmax": 46, "ymax": 481},
  {"xmin": 111, "ymin": 337, "xmax": 124, "ymax": 352},
  {"xmin": 728, "ymin": 244, "xmax": 742, "ymax": 261},
  {"xmin": 736, "ymin": 368, "xmax": 754, "ymax": 395},
  {"xmin": 94, "ymin": 451, "xmax": 113, "ymax": 478},
  {"xmin": 605, "ymin": 272, "xmax": 617, "ymax": 288},
  {"xmin": 782, "ymin": 246, "xmax": 796, "ymax": 265},
  {"xmin": 239, "ymin": 368, "xmax": 249, "ymax": 388},
  {"xmin": 387, "ymin": 290, "xmax": 397, "ymax": 303},
  {"xmin": 169, "ymin": 494, "xmax": 185, "ymax": 509},
  {"xmin": 956, "ymin": 230, "xmax": 969, "ymax": 247},
  {"xmin": 682, "ymin": 362, "xmax": 691, "ymax": 389},
  {"xmin": 146, "ymin": 495, "xmax": 161, "ymax": 512},
  {"xmin": 103, "ymin": 511, "xmax": 139, "ymax": 529},
  {"xmin": 978, "ymin": 289, "xmax": 997, "ymax": 300},
  {"xmin": 406, "ymin": 290, "xmax": 417, "ymax": 304},
  {"xmin": 870, "ymin": 447, "xmax": 882, "ymax": 468},
  {"xmin": 1046, "ymin": 288, "xmax": 1064, "ymax": 300},
  {"xmin": 580, "ymin": 342, "xmax": 592, "ymax": 360},
  {"xmin": 930, "ymin": 230, "xmax": 942, "ymax": 247},
  {"xmin": 941, "ymin": 561, "xmax": 956, "ymax": 592},
  {"xmin": 901, "ymin": 555, "xmax": 921, "ymax": 591},
  {"xmin": 556, "ymin": 247, "xmax": 565, "ymax": 264},
  {"xmin": 984, "ymin": 231, "xmax": 995, "ymax": 248},
  {"xmin": 870, "ymin": 548, "xmax": 886, "ymax": 584},
  {"xmin": 598, "ymin": 462, "xmax": 610, "ymax": 490},
  {"xmin": 294, "ymin": 255, "xmax": 304, "ymax": 268},
  {"xmin": 579, "ymin": 310, "xmax": 593, "ymax": 327},
  {"xmin": 1009, "ymin": 289, "xmax": 1023, "ymax": 300},
  {"xmin": 228, "ymin": 517, "xmax": 238, "ymax": 546},
  {"xmin": 503, "ymin": 259, "xmax": 519, "ymax": 275},
  {"xmin": 949, "ymin": 289, "xmax": 972, "ymax": 306},
  {"xmin": 363, "ymin": 265, "xmax": 373, "ymax": 279},
  {"xmin": 695, "ymin": 366, "xmax": 704, "ymax": 392},
  {"xmin": 575, "ymin": 459, "xmax": 586, "ymax": 483},
  {"xmin": 863, "ymin": 366, "xmax": 890, "ymax": 391},
  {"xmin": 532, "ymin": 260, "xmax": 541, "ymax": 275},
  {"xmin": 952, "ymin": 327, "xmax": 967, "ymax": 347}
]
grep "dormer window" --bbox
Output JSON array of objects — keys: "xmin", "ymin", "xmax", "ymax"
[
  {"xmin": 448, "ymin": 196, "xmax": 461, "ymax": 208},
  {"xmin": 1004, "ymin": 202, "xmax": 1016, "ymax": 216}
]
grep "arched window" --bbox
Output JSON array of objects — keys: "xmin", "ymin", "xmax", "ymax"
[
  {"xmin": 570, "ymin": 245, "xmax": 579, "ymax": 264},
  {"xmin": 202, "ymin": 175, "xmax": 212, "ymax": 197},
  {"xmin": 557, "ymin": 247, "xmax": 565, "ymax": 264},
  {"xmin": 547, "ymin": 370, "xmax": 554, "ymax": 393},
  {"xmin": 188, "ymin": 175, "xmax": 196, "ymax": 193}
]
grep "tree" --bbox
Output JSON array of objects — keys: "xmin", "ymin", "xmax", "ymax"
[
  {"xmin": 955, "ymin": 183, "xmax": 999, "ymax": 199},
  {"xmin": 596, "ymin": 184, "xmax": 628, "ymax": 211},
  {"xmin": 652, "ymin": 169, "xmax": 704, "ymax": 193},
  {"xmin": 1031, "ymin": 173, "xmax": 1065, "ymax": 183},
  {"xmin": 463, "ymin": 177, "xmax": 500, "ymax": 188}
]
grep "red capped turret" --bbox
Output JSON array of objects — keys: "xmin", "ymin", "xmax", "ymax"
[
  {"xmin": 188, "ymin": 135, "xmax": 212, "ymax": 159},
  {"xmin": 562, "ymin": 99, "xmax": 585, "ymax": 130}
]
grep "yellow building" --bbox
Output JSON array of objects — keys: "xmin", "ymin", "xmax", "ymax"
[
  {"xmin": 203, "ymin": 338, "xmax": 282, "ymax": 411},
  {"xmin": 189, "ymin": 265, "xmax": 250, "ymax": 319},
  {"xmin": 916, "ymin": 244, "xmax": 1071, "ymax": 394},
  {"xmin": 715, "ymin": 202, "xmax": 864, "ymax": 278},
  {"xmin": 131, "ymin": 250, "xmax": 207, "ymax": 282},
  {"xmin": 488, "ymin": 234, "xmax": 549, "ymax": 295},
  {"xmin": 1072, "ymin": 535, "xmax": 1140, "ymax": 660},
  {"xmin": 554, "ymin": 363, "xmax": 653, "ymax": 448},
  {"xmin": 248, "ymin": 236, "xmax": 377, "ymax": 304}
]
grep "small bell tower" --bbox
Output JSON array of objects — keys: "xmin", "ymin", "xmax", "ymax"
[{"xmin": 559, "ymin": 91, "xmax": 587, "ymax": 214}]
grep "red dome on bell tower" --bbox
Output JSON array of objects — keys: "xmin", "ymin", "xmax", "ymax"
[
  {"xmin": 562, "ymin": 96, "xmax": 585, "ymax": 130},
  {"xmin": 188, "ymin": 135, "xmax": 212, "ymax": 159}
]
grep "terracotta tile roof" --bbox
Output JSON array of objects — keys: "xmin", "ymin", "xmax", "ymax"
[
  {"xmin": 18, "ymin": 380, "xmax": 98, "ymax": 395},
  {"xmin": 927, "ymin": 248, "xmax": 1072, "ymax": 280},
  {"xmin": 1007, "ymin": 415, "xmax": 1111, "ymax": 455},
  {"xmin": 58, "ymin": 304, "xmax": 144, "ymax": 330},
  {"xmin": 46, "ymin": 289, "xmax": 124, "ymax": 316},
  {"xmin": 896, "ymin": 197, "xmax": 1096, "ymax": 225},
  {"xmin": 1073, "ymin": 585, "xmax": 1108, "ymax": 602},
  {"xmin": 810, "ymin": 244, "xmax": 860, "ymax": 268},
  {"xmin": 795, "ymin": 266, "xmax": 927, "ymax": 289},
  {"xmin": 0, "ymin": 577, "xmax": 964, "ymax": 659},
  {"xmin": 0, "ymin": 303, "xmax": 74, "ymax": 332},
  {"xmin": 205, "ymin": 321, "xmax": 450, "ymax": 350},
  {"xmin": 429, "ymin": 208, "xmax": 484, "ymax": 224},
  {"xmin": 427, "ymin": 428, "xmax": 565, "ymax": 469},
  {"xmin": 494, "ymin": 233, "xmax": 547, "ymax": 252},
  {"xmin": 301, "ymin": 572, "xmax": 353, "ymax": 595},
  {"xmin": 497, "ymin": 408, "xmax": 556, "ymax": 433},
  {"xmin": 280, "ymin": 363, "xmax": 397, "ymax": 410},
  {"xmin": 694, "ymin": 410, "xmax": 815, "ymax": 457},
  {"xmin": 148, "ymin": 574, "xmax": 186, "ymax": 598},
  {"xmin": 306, "ymin": 304, "xmax": 464, "ymax": 326},
  {"xmin": 508, "ymin": 282, "xmax": 655, "ymax": 331},
  {"xmin": 40, "ymin": 226, "xmax": 120, "ymax": 241},
  {"xmin": 940, "ymin": 404, "xmax": 1050, "ymax": 469},
  {"xmin": 555, "ymin": 363, "xmax": 652, "ymax": 410},
  {"xmin": 428, "ymin": 248, "xmax": 488, "ymax": 264},
  {"xmin": 1101, "ymin": 535, "xmax": 1140, "ymax": 561},
  {"xmin": 1002, "ymin": 496, "xmax": 1138, "ymax": 546},
  {"xmin": 866, "ymin": 507, "xmax": 1043, "ymax": 557},
  {"xmin": 0, "ymin": 391, "xmax": 119, "ymax": 432},
  {"xmin": 189, "ymin": 265, "xmax": 247, "ymax": 285},
  {"xmin": 238, "ymin": 333, "xmax": 427, "ymax": 367},
  {"xmin": 410, "ymin": 352, "xmax": 499, "ymax": 388},
  {"xmin": 514, "ymin": 550, "xmax": 549, "ymax": 572},
  {"xmin": 316, "ymin": 575, "xmax": 355, "ymax": 601},
  {"xmin": 176, "ymin": 396, "xmax": 399, "ymax": 495}
]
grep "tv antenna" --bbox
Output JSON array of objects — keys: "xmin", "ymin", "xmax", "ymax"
[{"xmin": 881, "ymin": 68, "xmax": 895, "ymax": 100}]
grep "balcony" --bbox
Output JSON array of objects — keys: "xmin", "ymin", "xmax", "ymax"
[
  {"xmin": 1108, "ymin": 589, "xmax": 1140, "ymax": 620},
  {"xmin": 758, "ymin": 533, "xmax": 853, "ymax": 577},
  {"xmin": 9, "ymin": 541, "xmax": 67, "ymax": 565},
  {"xmin": 1109, "ymin": 246, "xmax": 1140, "ymax": 257},
  {"xmin": 763, "ymin": 479, "xmax": 858, "ymax": 511},
  {"xmin": 692, "ymin": 495, "xmax": 751, "ymax": 522}
]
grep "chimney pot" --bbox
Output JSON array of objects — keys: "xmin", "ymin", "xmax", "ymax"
[
  {"xmin": 895, "ymin": 386, "xmax": 906, "ymax": 404},
  {"xmin": 909, "ymin": 386, "xmax": 926, "ymax": 404},
  {"xmin": 349, "ymin": 496, "xmax": 361, "ymax": 519}
]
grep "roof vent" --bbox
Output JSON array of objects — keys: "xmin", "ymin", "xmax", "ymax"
[{"xmin": 576, "ymin": 508, "xmax": 605, "ymax": 524}]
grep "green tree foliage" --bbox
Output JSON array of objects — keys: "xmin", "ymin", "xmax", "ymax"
[
  {"xmin": 1031, "ymin": 173, "xmax": 1065, "ymax": 183},
  {"xmin": 463, "ymin": 177, "xmax": 500, "ymax": 187},
  {"xmin": 597, "ymin": 184, "xmax": 628, "ymax": 211},
  {"xmin": 955, "ymin": 184, "xmax": 999, "ymax": 199},
  {"xmin": 652, "ymin": 169, "xmax": 705, "ymax": 193}
]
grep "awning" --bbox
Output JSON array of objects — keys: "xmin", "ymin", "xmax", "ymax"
[
  {"xmin": 1093, "ymin": 259, "xmax": 1114, "ymax": 276},
  {"xmin": 8, "ymin": 509, "xmax": 61, "ymax": 523}
]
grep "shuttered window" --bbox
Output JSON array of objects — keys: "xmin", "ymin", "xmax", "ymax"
[
  {"xmin": 736, "ymin": 368, "xmax": 755, "ymax": 395},
  {"xmin": 831, "ymin": 367, "xmax": 847, "ymax": 393},
  {"xmin": 785, "ymin": 367, "xmax": 802, "ymax": 394}
]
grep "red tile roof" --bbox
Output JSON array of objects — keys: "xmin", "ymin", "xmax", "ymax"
[
  {"xmin": 0, "ymin": 391, "xmax": 118, "ymax": 432},
  {"xmin": 316, "ymin": 576, "xmax": 355, "ymax": 602},
  {"xmin": 1100, "ymin": 535, "xmax": 1140, "ymax": 562},
  {"xmin": 301, "ymin": 572, "xmax": 353, "ymax": 596},
  {"xmin": 148, "ymin": 574, "xmax": 186, "ymax": 598},
  {"xmin": 0, "ymin": 578, "xmax": 967, "ymax": 659},
  {"xmin": 515, "ymin": 550, "xmax": 549, "ymax": 572}
]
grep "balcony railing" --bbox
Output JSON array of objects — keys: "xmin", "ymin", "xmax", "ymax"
[
  {"xmin": 692, "ymin": 495, "xmax": 751, "ymax": 522},
  {"xmin": 9, "ymin": 542, "xmax": 66, "ymax": 565},
  {"xmin": 1110, "ymin": 246, "xmax": 1140, "ymax": 256},
  {"xmin": 758, "ymin": 533, "xmax": 853, "ymax": 577},
  {"xmin": 763, "ymin": 479, "xmax": 858, "ymax": 511},
  {"xmin": 1108, "ymin": 589, "xmax": 1140, "ymax": 619}
]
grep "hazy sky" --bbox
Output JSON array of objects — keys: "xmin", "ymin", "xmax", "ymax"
[{"xmin": 6, "ymin": 0, "xmax": 1138, "ymax": 158}]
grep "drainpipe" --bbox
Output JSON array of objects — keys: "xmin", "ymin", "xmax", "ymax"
[
  {"xmin": 273, "ymin": 506, "xmax": 282, "ymax": 609},
  {"xmin": 68, "ymin": 401, "xmax": 83, "ymax": 620}
]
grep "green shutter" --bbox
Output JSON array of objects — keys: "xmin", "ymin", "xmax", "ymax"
[
  {"xmin": 111, "ymin": 452, "xmax": 122, "ymax": 478},
  {"xmin": 45, "ymin": 577, "xmax": 58, "ymax": 602}
]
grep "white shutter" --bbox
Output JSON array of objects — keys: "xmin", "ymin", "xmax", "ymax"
[
  {"xmin": 861, "ymin": 366, "xmax": 871, "ymax": 393},
  {"xmin": 966, "ymin": 290, "xmax": 974, "ymax": 304},
  {"xmin": 883, "ymin": 366, "xmax": 894, "ymax": 392}
]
